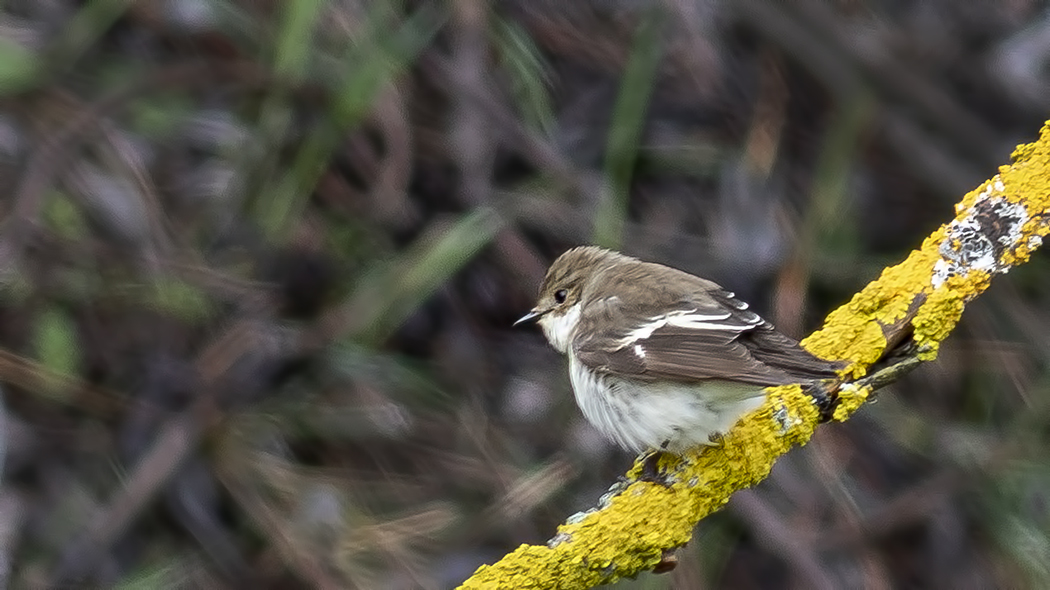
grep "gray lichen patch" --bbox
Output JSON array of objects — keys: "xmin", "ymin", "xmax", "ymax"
[
  {"xmin": 771, "ymin": 400, "xmax": 805, "ymax": 435},
  {"xmin": 932, "ymin": 178, "xmax": 1029, "ymax": 289},
  {"xmin": 547, "ymin": 531, "xmax": 572, "ymax": 548}
]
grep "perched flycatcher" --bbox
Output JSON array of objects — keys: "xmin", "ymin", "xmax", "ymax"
[{"xmin": 516, "ymin": 246, "xmax": 843, "ymax": 453}]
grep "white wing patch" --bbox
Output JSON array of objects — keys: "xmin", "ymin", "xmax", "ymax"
[
  {"xmin": 719, "ymin": 291, "xmax": 752, "ymax": 311},
  {"xmin": 633, "ymin": 344, "xmax": 646, "ymax": 359},
  {"xmin": 619, "ymin": 308, "xmax": 758, "ymax": 346}
]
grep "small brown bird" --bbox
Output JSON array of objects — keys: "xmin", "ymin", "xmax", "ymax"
[{"xmin": 516, "ymin": 246, "xmax": 842, "ymax": 453}]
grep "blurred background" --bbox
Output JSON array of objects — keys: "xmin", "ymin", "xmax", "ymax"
[{"xmin": 0, "ymin": 0, "xmax": 1048, "ymax": 588}]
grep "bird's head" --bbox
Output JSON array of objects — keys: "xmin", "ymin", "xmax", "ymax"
[{"xmin": 515, "ymin": 246, "xmax": 631, "ymax": 352}]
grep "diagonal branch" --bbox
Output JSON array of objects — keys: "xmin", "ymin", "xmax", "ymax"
[{"xmin": 458, "ymin": 121, "xmax": 1050, "ymax": 589}]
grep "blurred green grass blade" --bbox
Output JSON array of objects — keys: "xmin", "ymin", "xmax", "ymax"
[
  {"xmin": 130, "ymin": 93, "xmax": 194, "ymax": 138},
  {"xmin": 0, "ymin": 0, "xmax": 140, "ymax": 94},
  {"xmin": 1001, "ymin": 515, "xmax": 1050, "ymax": 585},
  {"xmin": 329, "ymin": 344, "xmax": 452, "ymax": 407},
  {"xmin": 330, "ymin": 3, "xmax": 446, "ymax": 125},
  {"xmin": 492, "ymin": 17, "xmax": 554, "ymax": 134},
  {"xmin": 642, "ymin": 138, "xmax": 727, "ymax": 178},
  {"xmin": 592, "ymin": 7, "xmax": 665, "ymax": 250},
  {"xmin": 32, "ymin": 307, "xmax": 80, "ymax": 400},
  {"xmin": 982, "ymin": 464, "xmax": 1050, "ymax": 587},
  {"xmin": 278, "ymin": 344, "xmax": 454, "ymax": 441},
  {"xmin": 249, "ymin": 0, "xmax": 332, "ymax": 236},
  {"xmin": 274, "ymin": 0, "xmax": 324, "ymax": 81},
  {"xmin": 809, "ymin": 93, "xmax": 874, "ymax": 255},
  {"xmin": 50, "ymin": 0, "xmax": 136, "ymax": 67},
  {"xmin": 150, "ymin": 277, "xmax": 213, "ymax": 322},
  {"xmin": 113, "ymin": 560, "xmax": 188, "ymax": 590},
  {"xmin": 259, "ymin": 3, "xmax": 445, "ymax": 238},
  {"xmin": 0, "ymin": 37, "xmax": 40, "ymax": 94},
  {"xmin": 346, "ymin": 207, "xmax": 503, "ymax": 345},
  {"xmin": 43, "ymin": 191, "xmax": 88, "ymax": 240}
]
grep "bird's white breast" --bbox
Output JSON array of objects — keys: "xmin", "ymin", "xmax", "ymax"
[{"xmin": 568, "ymin": 354, "xmax": 766, "ymax": 453}]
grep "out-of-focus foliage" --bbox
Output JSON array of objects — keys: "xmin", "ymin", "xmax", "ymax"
[{"xmin": 0, "ymin": 1, "xmax": 1047, "ymax": 588}]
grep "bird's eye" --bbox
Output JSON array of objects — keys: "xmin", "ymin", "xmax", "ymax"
[{"xmin": 554, "ymin": 289, "xmax": 568, "ymax": 303}]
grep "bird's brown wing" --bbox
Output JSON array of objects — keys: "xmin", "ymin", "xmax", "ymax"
[{"xmin": 572, "ymin": 287, "xmax": 842, "ymax": 388}]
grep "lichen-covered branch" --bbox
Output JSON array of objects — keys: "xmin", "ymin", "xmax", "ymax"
[{"xmin": 459, "ymin": 121, "xmax": 1050, "ymax": 590}]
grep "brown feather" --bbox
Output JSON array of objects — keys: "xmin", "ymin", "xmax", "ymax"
[{"xmin": 571, "ymin": 256, "xmax": 844, "ymax": 386}]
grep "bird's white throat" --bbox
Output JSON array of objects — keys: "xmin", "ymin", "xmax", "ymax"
[{"xmin": 538, "ymin": 302, "xmax": 581, "ymax": 353}]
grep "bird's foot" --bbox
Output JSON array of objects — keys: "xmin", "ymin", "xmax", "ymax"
[{"xmin": 638, "ymin": 443, "xmax": 674, "ymax": 486}]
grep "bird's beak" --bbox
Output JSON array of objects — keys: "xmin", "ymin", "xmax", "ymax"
[{"xmin": 513, "ymin": 309, "xmax": 543, "ymax": 327}]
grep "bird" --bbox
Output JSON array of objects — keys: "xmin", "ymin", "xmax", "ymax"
[{"xmin": 515, "ymin": 246, "xmax": 843, "ymax": 454}]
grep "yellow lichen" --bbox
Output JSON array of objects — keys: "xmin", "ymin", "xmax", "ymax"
[
  {"xmin": 1011, "ymin": 140, "xmax": 1037, "ymax": 163},
  {"xmin": 832, "ymin": 382, "xmax": 870, "ymax": 422},
  {"xmin": 802, "ymin": 243, "xmax": 939, "ymax": 373},
  {"xmin": 912, "ymin": 274, "xmax": 983, "ymax": 359},
  {"xmin": 1009, "ymin": 120, "xmax": 1050, "ymax": 167},
  {"xmin": 1002, "ymin": 124, "xmax": 1050, "ymax": 216}
]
